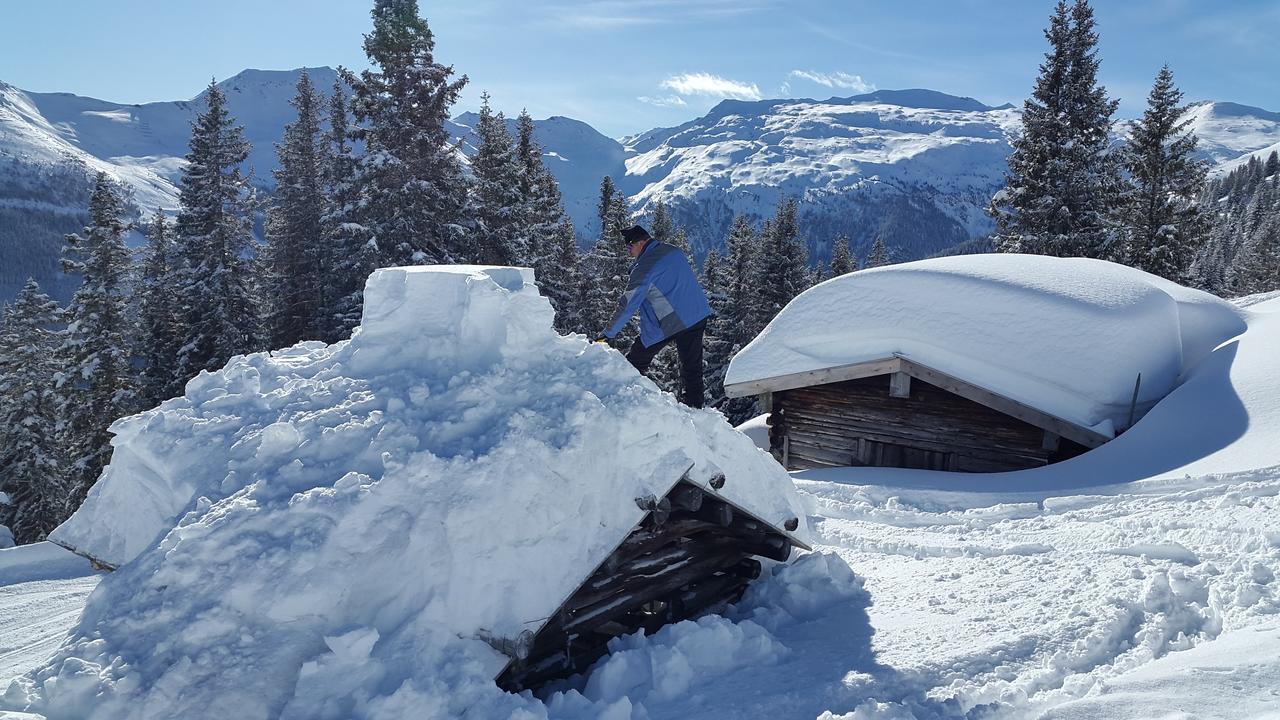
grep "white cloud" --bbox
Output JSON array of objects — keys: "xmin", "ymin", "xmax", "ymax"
[
  {"xmin": 660, "ymin": 73, "xmax": 762, "ymax": 101},
  {"xmin": 788, "ymin": 70, "xmax": 876, "ymax": 93},
  {"xmin": 637, "ymin": 95, "xmax": 688, "ymax": 108}
]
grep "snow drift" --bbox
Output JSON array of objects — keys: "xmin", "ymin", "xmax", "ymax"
[
  {"xmin": 11, "ymin": 265, "xmax": 815, "ymax": 719},
  {"xmin": 726, "ymin": 255, "xmax": 1246, "ymax": 435}
]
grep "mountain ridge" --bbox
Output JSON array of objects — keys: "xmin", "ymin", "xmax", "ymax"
[{"xmin": 3, "ymin": 68, "xmax": 1279, "ymax": 303}]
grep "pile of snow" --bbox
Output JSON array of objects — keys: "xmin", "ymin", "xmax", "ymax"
[
  {"xmin": 7, "ymin": 266, "xmax": 812, "ymax": 720},
  {"xmin": 726, "ymin": 255, "xmax": 1246, "ymax": 435}
]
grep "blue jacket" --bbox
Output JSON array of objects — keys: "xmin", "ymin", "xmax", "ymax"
[{"xmin": 605, "ymin": 241, "xmax": 712, "ymax": 347}]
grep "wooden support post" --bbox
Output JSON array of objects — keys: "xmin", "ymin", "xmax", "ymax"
[
  {"xmin": 759, "ymin": 392, "xmax": 773, "ymax": 413},
  {"xmin": 889, "ymin": 371, "xmax": 912, "ymax": 398},
  {"xmin": 1041, "ymin": 431, "xmax": 1060, "ymax": 452}
]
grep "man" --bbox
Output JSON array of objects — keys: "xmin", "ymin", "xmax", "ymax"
[{"xmin": 597, "ymin": 225, "xmax": 712, "ymax": 408}]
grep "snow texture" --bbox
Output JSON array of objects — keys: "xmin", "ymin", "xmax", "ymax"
[
  {"xmin": 3, "ymin": 268, "xmax": 1280, "ymax": 720},
  {"xmin": 15, "ymin": 265, "xmax": 807, "ymax": 719},
  {"xmin": 726, "ymin": 254, "xmax": 1246, "ymax": 434}
]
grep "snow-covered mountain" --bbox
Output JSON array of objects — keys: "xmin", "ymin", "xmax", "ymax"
[
  {"xmin": 1181, "ymin": 101, "xmax": 1280, "ymax": 176},
  {"xmin": 619, "ymin": 90, "xmax": 1022, "ymax": 263},
  {"xmin": 0, "ymin": 68, "xmax": 624, "ymax": 302},
  {"xmin": 4, "ymin": 67, "xmax": 1280, "ymax": 304}
]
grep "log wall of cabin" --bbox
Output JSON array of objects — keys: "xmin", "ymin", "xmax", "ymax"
[{"xmin": 768, "ymin": 375, "xmax": 1085, "ymax": 472}]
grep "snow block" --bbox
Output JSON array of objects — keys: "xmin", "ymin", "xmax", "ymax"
[
  {"xmin": 727, "ymin": 255, "xmax": 1246, "ymax": 433},
  {"xmin": 26, "ymin": 265, "xmax": 807, "ymax": 718}
]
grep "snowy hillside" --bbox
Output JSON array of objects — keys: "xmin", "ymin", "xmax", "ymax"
[
  {"xmin": 0, "ymin": 68, "xmax": 625, "ymax": 302},
  {"xmin": 620, "ymin": 90, "xmax": 1022, "ymax": 263},
  {"xmin": 1179, "ymin": 101, "xmax": 1280, "ymax": 174}
]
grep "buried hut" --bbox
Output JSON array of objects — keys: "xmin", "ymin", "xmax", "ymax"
[
  {"xmin": 39, "ymin": 265, "xmax": 811, "ymax": 711},
  {"xmin": 724, "ymin": 255, "xmax": 1246, "ymax": 472}
]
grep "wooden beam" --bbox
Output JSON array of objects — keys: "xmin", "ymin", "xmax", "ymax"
[
  {"xmin": 889, "ymin": 371, "xmax": 912, "ymax": 398},
  {"xmin": 895, "ymin": 357, "xmax": 1110, "ymax": 449},
  {"xmin": 724, "ymin": 357, "xmax": 901, "ymax": 398}
]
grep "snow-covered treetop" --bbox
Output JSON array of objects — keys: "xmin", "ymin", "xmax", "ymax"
[{"xmin": 726, "ymin": 254, "xmax": 1246, "ymax": 435}]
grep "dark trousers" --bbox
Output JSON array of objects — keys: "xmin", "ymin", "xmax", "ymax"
[{"xmin": 625, "ymin": 319, "xmax": 706, "ymax": 408}]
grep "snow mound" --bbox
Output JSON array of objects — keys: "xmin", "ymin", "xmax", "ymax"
[
  {"xmin": 726, "ymin": 255, "xmax": 1246, "ymax": 434},
  {"xmin": 14, "ymin": 265, "xmax": 808, "ymax": 719}
]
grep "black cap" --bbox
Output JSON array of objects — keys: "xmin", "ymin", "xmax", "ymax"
[{"xmin": 621, "ymin": 225, "xmax": 651, "ymax": 245}]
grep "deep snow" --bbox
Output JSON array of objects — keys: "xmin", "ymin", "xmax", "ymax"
[
  {"xmin": 726, "ymin": 255, "xmax": 1247, "ymax": 435},
  {"xmin": 11, "ymin": 265, "xmax": 809, "ymax": 719},
  {"xmin": 1, "ymin": 264, "xmax": 1278, "ymax": 720}
]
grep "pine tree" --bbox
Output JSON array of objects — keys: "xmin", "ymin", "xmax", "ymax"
[
  {"xmin": 516, "ymin": 109, "xmax": 569, "ymax": 271},
  {"xmin": 651, "ymin": 201, "xmax": 675, "ymax": 244},
  {"xmin": 1116, "ymin": 65, "xmax": 1208, "ymax": 281},
  {"xmin": 540, "ymin": 217, "xmax": 588, "ymax": 334},
  {"xmin": 749, "ymin": 199, "xmax": 808, "ymax": 332},
  {"xmin": 264, "ymin": 70, "xmax": 330, "ymax": 349},
  {"xmin": 321, "ymin": 79, "xmax": 379, "ymax": 341},
  {"xmin": 704, "ymin": 216, "xmax": 761, "ymax": 422},
  {"xmin": 471, "ymin": 93, "xmax": 526, "ymax": 265},
  {"xmin": 865, "ymin": 235, "xmax": 891, "ymax": 268},
  {"xmin": 830, "ymin": 235, "xmax": 856, "ymax": 275},
  {"xmin": 990, "ymin": 0, "xmax": 1119, "ymax": 258},
  {"xmin": 341, "ymin": 0, "xmax": 470, "ymax": 266},
  {"xmin": 136, "ymin": 209, "xmax": 183, "ymax": 406},
  {"xmin": 173, "ymin": 80, "xmax": 262, "ymax": 383},
  {"xmin": 58, "ymin": 173, "xmax": 138, "ymax": 509},
  {"xmin": 583, "ymin": 177, "xmax": 633, "ymax": 341},
  {"xmin": 1234, "ymin": 218, "xmax": 1280, "ymax": 295},
  {"xmin": 0, "ymin": 281, "xmax": 66, "ymax": 543}
]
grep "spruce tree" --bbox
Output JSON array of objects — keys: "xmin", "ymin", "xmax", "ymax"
[
  {"xmin": 136, "ymin": 209, "xmax": 183, "ymax": 405},
  {"xmin": 748, "ymin": 199, "xmax": 808, "ymax": 332},
  {"xmin": 341, "ymin": 0, "xmax": 470, "ymax": 266},
  {"xmin": 471, "ymin": 93, "xmax": 526, "ymax": 265},
  {"xmin": 651, "ymin": 201, "xmax": 675, "ymax": 244},
  {"xmin": 0, "ymin": 281, "xmax": 66, "ymax": 542},
  {"xmin": 1117, "ymin": 65, "xmax": 1208, "ymax": 281},
  {"xmin": 58, "ymin": 173, "xmax": 138, "ymax": 509},
  {"xmin": 540, "ymin": 217, "xmax": 587, "ymax": 334},
  {"xmin": 830, "ymin": 235, "xmax": 856, "ymax": 275},
  {"xmin": 321, "ymin": 79, "xmax": 379, "ymax": 340},
  {"xmin": 515, "ymin": 109, "xmax": 569, "ymax": 271},
  {"xmin": 865, "ymin": 235, "xmax": 891, "ymax": 268},
  {"xmin": 264, "ymin": 70, "xmax": 330, "ymax": 349},
  {"xmin": 705, "ymin": 216, "xmax": 761, "ymax": 422},
  {"xmin": 173, "ymin": 80, "xmax": 262, "ymax": 382},
  {"xmin": 583, "ymin": 176, "xmax": 633, "ymax": 341},
  {"xmin": 1234, "ymin": 218, "xmax": 1280, "ymax": 295},
  {"xmin": 990, "ymin": 0, "xmax": 1119, "ymax": 258}
]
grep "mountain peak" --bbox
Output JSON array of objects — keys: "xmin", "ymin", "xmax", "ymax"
[{"xmin": 840, "ymin": 89, "xmax": 1000, "ymax": 112}]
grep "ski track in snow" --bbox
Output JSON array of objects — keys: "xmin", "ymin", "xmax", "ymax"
[
  {"xmin": 0, "ymin": 578, "xmax": 99, "ymax": 687},
  {"xmin": 795, "ymin": 468, "xmax": 1280, "ymax": 718}
]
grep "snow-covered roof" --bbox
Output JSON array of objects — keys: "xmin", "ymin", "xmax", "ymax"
[
  {"xmin": 726, "ymin": 255, "xmax": 1246, "ymax": 436},
  {"xmin": 34, "ymin": 265, "xmax": 805, "ymax": 718}
]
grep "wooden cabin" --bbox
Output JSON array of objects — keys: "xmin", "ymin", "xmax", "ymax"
[{"xmin": 725, "ymin": 354, "xmax": 1111, "ymax": 472}]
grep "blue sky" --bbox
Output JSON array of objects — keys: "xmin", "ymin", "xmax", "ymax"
[{"xmin": 1, "ymin": 0, "xmax": 1276, "ymax": 138}]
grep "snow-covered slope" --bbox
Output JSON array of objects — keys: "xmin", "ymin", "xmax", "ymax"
[
  {"xmin": 621, "ymin": 90, "xmax": 1022, "ymax": 262},
  {"xmin": 1179, "ymin": 101, "xmax": 1280, "ymax": 174}
]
